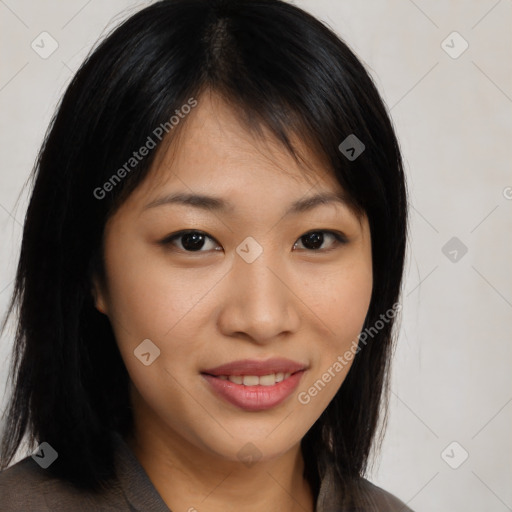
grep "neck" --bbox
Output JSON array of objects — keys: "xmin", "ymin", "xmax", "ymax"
[{"xmin": 125, "ymin": 400, "xmax": 314, "ymax": 512}]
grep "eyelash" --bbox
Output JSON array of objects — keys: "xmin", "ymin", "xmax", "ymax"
[{"xmin": 159, "ymin": 229, "xmax": 348, "ymax": 254}]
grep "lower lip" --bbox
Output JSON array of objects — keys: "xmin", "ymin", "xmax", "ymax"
[{"xmin": 202, "ymin": 371, "xmax": 305, "ymax": 411}]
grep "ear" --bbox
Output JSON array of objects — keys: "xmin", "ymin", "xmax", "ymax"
[{"xmin": 91, "ymin": 275, "xmax": 109, "ymax": 316}]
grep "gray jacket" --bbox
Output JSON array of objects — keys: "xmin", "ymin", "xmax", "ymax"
[{"xmin": 0, "ymin": 434, "xmax": 413, "ymax": 511}]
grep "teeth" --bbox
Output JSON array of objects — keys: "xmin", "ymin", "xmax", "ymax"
[
  {"xmin": 243, "ymin": 375, "xmax": 259, "ymax": 386},
  {"xmin": 221, "ymin": 372, "xmax": 293, "ymax": 386},
  {"xmin": 259, "ymin": 374, "xmax": 276, "ymax": 386}
]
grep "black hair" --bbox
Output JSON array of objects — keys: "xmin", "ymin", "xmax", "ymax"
[{"xmin": 0, "ymin": 0, "xmax": 407, "ymax": 504}]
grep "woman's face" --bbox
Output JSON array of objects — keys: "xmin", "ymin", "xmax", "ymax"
[{"xmin": 94, "ymin": 93, "xmax": 373, "ymax": 464}]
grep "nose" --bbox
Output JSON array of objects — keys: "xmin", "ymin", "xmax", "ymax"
[{"xmin": 216, "ymin": 248, "xmax": 301, "ymax": 345}]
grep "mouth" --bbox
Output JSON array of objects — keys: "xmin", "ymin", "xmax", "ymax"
[{"xmin": 201, "ymin": 358, "xmax": 307, "ymax": 411}]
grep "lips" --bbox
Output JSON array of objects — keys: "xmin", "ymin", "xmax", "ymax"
[
  {"xmin": 201, "ymin": 358, "xmax": 307, "ymax": 411},
  {"xmin": 202, "ymin": 358, "xmax": 306, "ymax": 377}
]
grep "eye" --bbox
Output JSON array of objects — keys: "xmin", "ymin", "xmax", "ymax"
[
  {"xmin": 293, "ymin": 230, "xmax": 347, "ymax": 252},
  {"xmin": 160, "ymin": 229, "xmax": 347, "ymax": 254},
  {"xmin": 160, "ymin": 230, "xmax": 221, "ymax": 253}
]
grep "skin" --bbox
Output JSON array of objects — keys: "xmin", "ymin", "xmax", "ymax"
[{"xmin": 93, "ymin": 91, "xmax": 373, "ymax": 512}]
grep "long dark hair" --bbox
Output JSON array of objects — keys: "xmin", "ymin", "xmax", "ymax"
[{"xmin": 0, "ymin": 0, "xmax": 407, "ymax": 502}]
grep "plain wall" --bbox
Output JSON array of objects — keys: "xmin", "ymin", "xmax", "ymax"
[{"xmin": 0, "ymin": 1, "xmax": 511, "ymax": 510}]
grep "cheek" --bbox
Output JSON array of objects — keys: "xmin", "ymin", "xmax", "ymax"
[
  {"xmin": 100, "ymin": 236, "xmax": 207, "ymax": 424},
  {"xmin": 101, "ymin": 233, "xmax": 217, "ymax": 341},
  {"xmin": 308, "ymin": 258, "xmax": 373, "ymax": 344},
  {"xmin": 100, "ymin": 233, "xmax": 230, "ymax": 404},
  {"xmin": 296, "ymin": 257, "xmax": 372, "ymax": 411}
]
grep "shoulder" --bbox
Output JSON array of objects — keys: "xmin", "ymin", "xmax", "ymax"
[
  {"xmin": 317, "ymin": 466, "xmax": 414, "ymax": 512},
  {"xmin": 357, "ymin": 478, "xmax": 413, "ymax": 511},
  {"xmin": 0, "ymin": 456, "xmax": 125, "ymax": 511},
  {"xmin": 0, "ymin": 456, "xmax": 51, "ymax": 511}
]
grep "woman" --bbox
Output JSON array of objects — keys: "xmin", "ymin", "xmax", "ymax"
[{"xmin": 0, "ymin": 0, "xmax": 411, "ymax": 510}]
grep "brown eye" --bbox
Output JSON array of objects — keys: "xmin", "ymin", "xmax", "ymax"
[
  {"xmin": 293, "ymin": 230, "xmax": 347, "ymax": 251},
  {"xmin": 161, "ymin": 230, "xmax": 221, "ymax": 252}
]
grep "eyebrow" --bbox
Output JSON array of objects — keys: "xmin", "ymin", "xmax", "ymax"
[{"xmin": 143, "ymin": 191, "xmax": 352, "ymax": 217}]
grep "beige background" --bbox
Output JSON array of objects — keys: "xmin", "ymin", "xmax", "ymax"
[{"xmin": 1, "ymin": 1, "xmax": 511, "ymax": 510}]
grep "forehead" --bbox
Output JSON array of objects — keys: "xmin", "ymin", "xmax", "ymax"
[
  {"xmin": 136, "ymin": 91, "xmax": 342, "ymax": 200},
  {"xmin": 151, "ymin": 93, "xmax": 337, "ymax": 185}
]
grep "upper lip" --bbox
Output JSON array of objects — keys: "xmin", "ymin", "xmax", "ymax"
[{"xmin": 202, "ymin": 358, "xmax": 307, "ymax": 377}]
